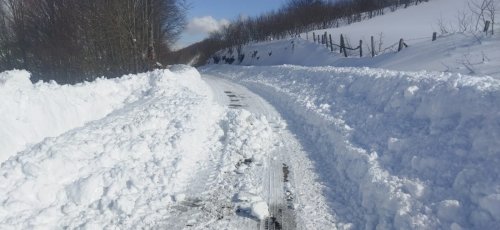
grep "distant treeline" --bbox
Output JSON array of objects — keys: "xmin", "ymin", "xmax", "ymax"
[
  {"xmin": 171, "ymin": 0, "xmax": 429, "ymax": 66},
  {"xmin": 0, "ymin": 0, "xmax": 186, "ymax": 84}
]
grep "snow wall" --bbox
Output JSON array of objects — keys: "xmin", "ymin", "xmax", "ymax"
[
  {"xmin": 0, "ymin": 65, "xmax": 225, "ymax": 228},
  {"xmin": 0, "ymin": 67, "xmax": 199, "ymax": 163},
  {"xmin": 202, "ymin": 65, "xmax": 500, "ymax": 229}
]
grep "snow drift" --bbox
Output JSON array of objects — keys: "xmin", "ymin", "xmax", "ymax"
[
  {"xmin": 0, "ymin": 66, "xmax": 226, "ymax": 228},
  {"xmin": 0, "ymin": 70, "xmax": 157, "ymax": 162},
  {"xmin": 202, "ymin": 65, "xmax": 500, "ymax": 229}
]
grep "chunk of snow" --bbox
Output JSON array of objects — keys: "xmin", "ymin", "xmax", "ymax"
[
  {"xmin": 404, "ymin": 85, "xmax": 419, "ymax": 98},
  {"xmin": 173, "ymin": 193, "xmax": 186, "ymax": 203},
  {"xmin": 251, "ymin": 201, "xmax": 269, "ymax": 220}
]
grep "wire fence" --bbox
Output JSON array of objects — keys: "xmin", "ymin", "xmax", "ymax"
[
  {"xmin": 307, "ymin": 19, "xmax": 492, "ymax": 58},
  {"xmin": 308, "ymin": 31, "xmax": 441, "ymax": 58}
]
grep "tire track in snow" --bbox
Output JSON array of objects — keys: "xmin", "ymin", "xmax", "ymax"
[{"xmin": 204, "ymin": 75, "xmax": 297, "ymax": 230}]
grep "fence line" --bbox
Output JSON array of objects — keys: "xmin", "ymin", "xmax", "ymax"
[{"xmin": 308, "ymin": 31, "xmax": 443, "ymax": 57}]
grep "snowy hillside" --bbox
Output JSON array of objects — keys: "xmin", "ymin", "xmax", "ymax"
[
  {"xmin": 312, "ymin": 0, "xmax": 472, "ymax": 47},
  {"xmin": 209, "ymin": 0, "xmax": 500, "ymax": 78},
  {"xmin": 212, "ymin": 33, "xmax": 500, "ymax": 77}
]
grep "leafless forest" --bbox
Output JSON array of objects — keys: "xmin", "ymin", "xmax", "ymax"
[{"xmin": 0, "ymin": 0, "xmax": 186, "ymax": 83}]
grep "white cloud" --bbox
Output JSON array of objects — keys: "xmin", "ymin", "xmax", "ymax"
[{"xmin": 185, "ymin": 16, "xmax": 230, "ymax": 35}]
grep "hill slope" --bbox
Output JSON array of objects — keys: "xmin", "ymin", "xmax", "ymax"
[{"xmin": 209, "ymin": 0, "xmax": 499, "ymax": 78}]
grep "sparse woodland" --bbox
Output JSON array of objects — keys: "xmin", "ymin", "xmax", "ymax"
[{"xmin": 0, "ymin": 0, "xmax": 186, "ymax": 83}]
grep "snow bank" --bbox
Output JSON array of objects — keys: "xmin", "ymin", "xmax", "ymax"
[
  {"xmin": 0, "ymin": 66, "xmax": 225, "ymax": 228},
  {"xmin": 0, "ymin": 70, "xmax": 155, "ymax": 162},
  {"xmin": 202, "ymin": 65, "xmax": 500, "ymax": 229}
]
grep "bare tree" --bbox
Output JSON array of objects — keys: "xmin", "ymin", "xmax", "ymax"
[
  {"xmin": 456, "ymin": 9, "xmax": 473, "ymax": 32},
  {"xmin": 469, "ymin": 0, "xmax": 498, "ymax": 34}
]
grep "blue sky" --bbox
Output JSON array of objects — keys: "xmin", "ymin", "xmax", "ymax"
[{"xmin": 177, "ymin": 0, "xmax": 286, "ymax": 48}]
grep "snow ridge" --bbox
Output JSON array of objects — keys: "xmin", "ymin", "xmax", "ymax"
[
  {"xmin": 0, "ymin": 66, "xmax": 225, "ymax": 228},
  {"xmin": 0, "ymin": 69, "xmax": 157, "ymax": 162}
]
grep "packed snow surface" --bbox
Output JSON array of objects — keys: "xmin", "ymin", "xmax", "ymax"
[{"xmin": 202, "ymin": 64, "xmax": 500, "ymax": 229}]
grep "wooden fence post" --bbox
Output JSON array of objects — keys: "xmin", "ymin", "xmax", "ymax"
[
  {"xmin": 317, "ymin": 35, "xmax": 320, "ymax": 44},
  {"xmin": 324, "ymin": 32, "xmax": 328, "ymax": 46},
  {"xmin": 329, "ymin": 34, "xmax": 334, "ymax": 52},
  {"xmin": 340, "ymin": 34, "xmax": 344, "ymax": 54},
  {"xmin": 313, "ymin": 32, "xmax": 316, "ymax": 43},
  {"xmin": 484, "ymin": 20, "xmax": 491, "ymax": 33},
  {"xmin": 340, "ymin": 34, "xmax": 347, "ymax": 57},
  {"xmin": 359, "ymin": 40, "xmax": 363, "ymax": 57},
  {"xmin": 398, "ymin": 38, "xmax": 404, "ymax": 52},
  {"xmin": 371, "ymin": 36, "xmax": 375, "ymax": 57},
  {"xmin": 432, "ymin": 32, "xmax": 437, "ymax": 41}
]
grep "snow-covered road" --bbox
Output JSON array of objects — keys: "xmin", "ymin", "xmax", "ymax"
[
  {"xmin": 0, "ymin": 67, "xmax": 334, "ymax": 229},
  {"xmin": 2, "ymin": 65, "xmax": 500, "ymax": 229},
  {"xmin": 203, "ymin": 75, "xmax": 335, "ymax": 229},
  {"xmin": 203, "ymin": 65, "xmax": 500, "ymax": 230}
]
